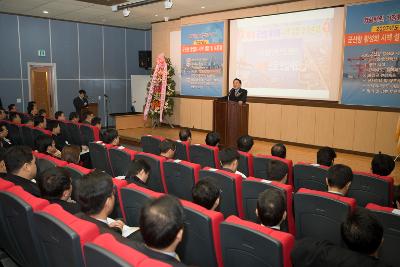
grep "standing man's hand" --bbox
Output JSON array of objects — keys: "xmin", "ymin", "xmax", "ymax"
[{"xmin": 238, "ymin": 101, "xmax": 243, "ymax": 105}]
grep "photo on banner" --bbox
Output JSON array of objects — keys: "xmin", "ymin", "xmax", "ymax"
[
  {"xmin": 341, "ymin": 0, "xmax": 400, "ymax": 108},
  {"xmin": 181, "ymin": 22, "xmax": 224, "ymax": 97}
]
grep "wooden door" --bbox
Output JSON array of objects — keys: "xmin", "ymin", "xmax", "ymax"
[{"xmin": 30, "ymin": 66, "xmax": 53, "ymax": 115}]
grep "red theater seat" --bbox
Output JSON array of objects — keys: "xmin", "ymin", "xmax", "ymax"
[
  {"xmin": 141, "ymin": 135, "xmax": 165, "ymax": 155},
  {"xmin": 238, "ymin": 151, "xmax": 254, "ymax": 177},
  {"xmin": 174, "ymin": 140, "xmax": 190, "ymax": 161},
  {"xmin": 89, "ymin": 141, "xmax": 115, "ymax": 176},
  {"xmin": 80, "ymin": 124, "xmax": 101, "ymax": 146},
  {"xmin": 253, "ymin": 155, "xmax": 293, "ymax": 185},
  {"xmin": 189, "ymin": 144, "xmax": 220, "ymax": 168},
  {"xmin": 135, "ymin": 152, "xmax": 167, "ymax": 193},
  {"xmin": 293, "ymin": 162, "xmax": 329, "ymax": 192},
  {"xmin": 109, "ymin": 146, "xmax": 138, "ymax": 177},
  {"xmin": 112, "ymin": 178, "xmax": 128, "ymax": 221}
]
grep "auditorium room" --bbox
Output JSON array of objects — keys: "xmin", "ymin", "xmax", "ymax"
[{"xmin": 0, "ymin": 0, "xmax": 399, "ymax": 266}]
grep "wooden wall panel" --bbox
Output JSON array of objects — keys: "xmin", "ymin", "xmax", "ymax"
[
  {"xmin": 169, "ymin": 97, "xmax": 180, "ymax": 125},
  {"xmin": 281, "ymin": 105, "xmax": 298, "ymax": 142},
  {"xmin": 201, "ymin": 100, "xmax": 213, "ymax": 131},
  {"xmin": 353, "ymin": 110, "xmax": 378, "ymax": 153},
  {"xmin": 249, "ymin": 103, "xmax": 266, "ymax": 138},
  {"xmin": 189, "ymin": 99, "xmax": 202, "ymax": 129},
  {"xmin": 179, "ymin": 98, "xmax": 191, "ymax": 127},
  {"xmin": 297, "ymin": 106, "xmax": 316, "ymax": 145},
  {"xmin": 375, "ymin": 112, "xmax": 399, "ymax": 155},
  {"xmin": 265, "ymin": 104, "xmax": 282, "ymax": 140},
  {"xmin": 314, "ymin": 107, "xmax": 334, "ymax": 147},
  {"xmin": 333, "ymin": 109, "xmax": 355, "ymax": 150}
]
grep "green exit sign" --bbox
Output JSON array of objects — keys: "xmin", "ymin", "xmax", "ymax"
[{"xmin": 37, "ymin": 49, "xmax": 46, "ymax": 57}]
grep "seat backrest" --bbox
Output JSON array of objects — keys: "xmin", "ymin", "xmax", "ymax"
[
  {"xmin": 242, "ymin": 177, "xmax": 295, "ymax": 235},
  {"xmin": 220, "ymin": 215, "xmax": 294, "ymax": 267},
  {"xmin": 366, "ymin": 204, "xmax": 400, "ymax": 267},
  {"xmin": 174, "ymin": 140, "xmax": 190, "ymax": 161},
  {"xmin": 253, "ymin": 155, "xmax": 293, "ymax": 185},
  {"xmin": 0, "ymin": 177, "xmax": 14, "ymax": 190},
  {"xmin": 293, "ymin": 163, "xmax": 329, "ymax": 192},
  {"xmin": 58, "ymin": 121, "xmax": 73, "ymax": 143},
  {"xmin": 120, "ymin": 183, "xmax": 164, "ymax": 226},
  {"xmin": 140, "ymin": 135, "xmax": 165, "ymax": 155},
  {"xmin": 62, "ymin": 163, "xmax": 92, "ymax": 201},
  {"xmin": 84, "ymin": 233, "xmax": 172, "ymax": 267},
  {"xmin": 6, "ymin": 123, "xmax": 23, "ymax": 145},
  {"xmin": 238, "ymin": 151, "xmax": 254, "ymax": 177},
  {"xmin": 112, "ymin": 178, "xmax": 128, "ymax": 220},
  {"xmin": 164, "ymin": 160, "xmax": 200, "ymax": 201},
  {"xmin": 32, "ymin": 128, "xmax": 52, "ymax": 142},
  {"xmin": 37, "ymin": 157, "xmax": 58, "ymax": 175},
  {"xmin": 80, "ymin": 124, "xmax": 101, "ymax": 146},
  {"xmin": 21, "ymin": 124, "xmax": 35, "ymax": 148},
  {"xmin": 294, "ymin": 188, "xmax": 356, "ymax": 245},
  {"xmin": 33, "ymin": 204, "xmax": 100, "ymax": 267},
  {"xmin": 178, "ymin": 200, "xmax": 223, "ymax": 267},
  {"xmin": 199, "ymin": 168, "xmax": 243, "ymax": 218},
  {"xmin": 109, "ymin": 146, "xmax": 138, "ymax": 177},
  {"xmin": 0, "ymin": 186, "xmax": 49, "ymax": 267},
  {"xmin": 189, "ymin": 144, "xmax": 220, "ymax": 168},
  {"xmin": 89, "ymin": 142, "xmax": 114, "ymax": 176},
  {"xmin": 45, "ymin": 155, "xmax": 68, "ymax": 167},
  {"xmin": 348, "ymin": 172, "xmax": 394, "ymax": 207},
  {"xmin": 135, "ymin": 152, "xmax": 167, "ymax": 193},
  {"xmin": 65, "ymin": 122, "xmax": 82, "ymax": 146}
]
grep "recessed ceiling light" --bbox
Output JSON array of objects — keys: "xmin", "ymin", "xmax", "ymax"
[
  {"xmin": 43, "ymin": 10, "xmax": 49, "ymax": 14},
  {"xmin": 201, "ymin": 6, "xmax": 205, "ymax": 9},
  {"xmin": 155, "ymin": 14, "xmax": 158, "ymax": 17}
]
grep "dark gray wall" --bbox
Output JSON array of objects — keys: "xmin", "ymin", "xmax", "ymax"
[{"xmin": 0, "ymin": 13, "xmax": 151, "ymax": 125}]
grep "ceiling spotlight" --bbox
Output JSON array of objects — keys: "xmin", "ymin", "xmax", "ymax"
[
  {"xmin": 201, "ymin": 6, "xmax": 205, "ymax": 9},
  {"xmin": 164, "ymin": 0, "xmax": 173, "ymax": 9},
  {"xmin": 42, "ymin": 10, "xmax": 49, "ymax": 14},
  {"xmin": 155, "ymin": 14, "xmax": 158, "ymax": 17},
  {"xmin": 123, "ymin": 8, "xmax": 131, "ymax": 17}
]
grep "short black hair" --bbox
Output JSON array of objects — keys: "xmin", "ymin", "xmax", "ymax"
[
  {"xmin": 54, "ymin": 111, "xmax": 64, "ymax": 119},
  {"xmin": 219, "ymin": 147, "xmax": 240, "ymax": 166},
  {"xmin": 233, "ymin": 78, "xmax": 242, "ymax": 84},
  {"xmin": 266, "ymin": 160, "xmax": 288, "ymax": 181},
  {"xmin": 341, "ymin": 209, "xmax": 383, "ymax": 255},
  {"xmin": 271, "ymin": 143, "xmax": 286, "ymax": 159},
  {"xmin": 69, "ymin": 112, "xmax": 79, "ymax": 121},
  {"xmin": 0, "ymin": 147, "xmax": 7, "ymax": 162},
  {"xmin": 327, "ymin": 164, "xmax": 353, "ymax": 189},
  {"xmin": 33, "ymin": 116, "xmax": 45, "ymax": 127},
  {"xmin": 140, "ymin": 195, "xmax": 184, "ymax": 249},
  {"xmin": 38, "ymin": 167, "xmax": 72, "ymax": 199},
  {"xmin": 47, "ymin": 120, "xmax": 60, "ymax": 132},
  {"xmin": 159, "ymin": 139, "xmax": 176, "ymax": 154},
  {"xmin": 237, "ymin": 135, "xmax": 254, "ymax": 152},
  {"xmin": 371, "ymin": 152, "xmax": 395, "ymax": 176},
  {"xmin": 317, "ymin": 147, "xmax": 337, "ymax": 167},
  {"xmin": 8, "ymin": 104, "xmax": 15, "ymax": 111},
  {"xmin": 257, "ymin": 188, "xmax": 286, "ymax": 227},
  {"xmin": 102, "ymin": 129, "xmax": 119, "ymax": 144},
  {"xmin": 79, "ymin": 89, "xmax": 86, "ymax": 95},
  {"xmin": 126, "ymin": 159, "xmax": 150, "ymax": 177},
  {"xmin": 35, "ymin": 135, "xmax": 54, "ymax": 153},
  {"xmin": 9, "ymin": 112, "xmax": 20, "ymax": 122},
  {"xmin": 179, "ymin": 128, "xmax": 191, "ymax": 141},
  {"xmin": 205, "ymin": 132, "xmax": 220, "ymax": 147},
  {"xmin": 38, "ymin": 109, "xmax": 46, "ymax": 116},
  {"xmin": 91, "ymin": 117, "xmax": 101, "ymax": 127},
  {"xmin": 192, "ymin": 178, "xmax": 220, "ymax": 210},
  {"xmin": 76, "ymin": 170, "xmax": 114, "ymax": 215},
  {"xmin": 4, "ymin": 146, "xmax": 34, "ymax": 174}
]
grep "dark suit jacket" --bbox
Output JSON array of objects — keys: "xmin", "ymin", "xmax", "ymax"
[
  {"xmin": 125, "ymin": 176, "xmax": 149, "ymax": 189},
  {"xmin": 53, "ymin": 134, "xmax": 67, "ymax": 150},
  {"xmin": 3, "ymin": 173, "xmax": 41, "ymax": 197},
  {"xmin": 73, "ymin": 96, "xmax": 88, "ymax": 114},
  {"xmin": 291, "ymin": 238, "xmax": 391, "ymax": 267},
  {"xmin": 48, "ymin": 198, "xmax": 81, "ymax": 214},
  {"xmin": 134, "ymin": 244, "xmax": 187, "ymax": 267},
  {"xmin": 227, "ymin": 88, "xmax": 247, "ymax": 102}
]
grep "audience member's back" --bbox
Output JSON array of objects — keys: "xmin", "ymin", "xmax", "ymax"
[{"xmin": 192, "ymin": 177, "xmax": 221, "ymax": 211}]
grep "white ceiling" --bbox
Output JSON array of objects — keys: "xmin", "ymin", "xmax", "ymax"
[{"xmin": 0, "ymin": 0, "xmax": 289, "ymax": 30}]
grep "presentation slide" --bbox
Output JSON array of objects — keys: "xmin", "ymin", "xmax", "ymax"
[{"xmin": 229, "ymin": 8, "xmax": 345, "ymax": 101}]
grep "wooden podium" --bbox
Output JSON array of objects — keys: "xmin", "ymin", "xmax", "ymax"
[
  {"xmin": 213, "ymin": 99, "xmax": 249, "ymax": 147},
  {"xmin": 81, "ymin": 103, "xmax": 98, "ymax": 117}
]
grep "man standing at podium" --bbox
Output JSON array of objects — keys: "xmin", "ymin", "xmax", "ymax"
[
  {"xmin": 228, "ymin": 78, "xmax": 247, "ymax": 104},
  {"xmin": 73, "ymin": 89, "xmax": 89, "ymax": 114}
]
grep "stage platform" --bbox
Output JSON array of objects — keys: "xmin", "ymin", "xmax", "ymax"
[{"xmin": 119, "ymin": 126, "xmax": 399, "ymax": 185}]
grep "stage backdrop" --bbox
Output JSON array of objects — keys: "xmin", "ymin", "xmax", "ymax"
[
  {"xmin": 341, "ymin": 0, "xmax": 400, "ymax": 108},
  {"xmin": 181, "ymin": 22, "xmax": 224, "ymax": 97}
]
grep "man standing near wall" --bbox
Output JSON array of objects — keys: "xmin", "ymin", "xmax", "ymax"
[{"xmin": 73, "ymin": 89, "xmax": 89, "ymax": 115}]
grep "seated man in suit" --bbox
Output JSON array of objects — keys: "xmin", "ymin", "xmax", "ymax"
[
  {"xmin": 8, "ymin": 104, "xmax": 17, "ymax": 113},
  {"xmin": 0, "ymin": 147, "xmax": 7, "ymax": 177},
  {"xmin": 178, "ymin": 128, "xmax": 192, "ymax": 145},
  {"xmin": 33, "ymin": 115, "xmax": 47, "ymax": 129},
  {"xmin": 69, "ymin": 112, "xmax": 80, "ymax": 124},
  {"xmin": 317, "ymin": 147, "xmax": 337, "ymax": 167},
  {"xmin": 54, "ymin": 111, "xmax": 66, "ymax": 121},
  {"xmin": 48, "ymin": 120, "xmax": 68, "ymax": 151},
  {"xmin": 228, "ymin": 78, "xmax": 247, "ymax": 104},
  {"xmin": 326, "ymin": 164, "xmax": 353, "ymax": 196},
  {"xmin": 76, "ymin": 170, "xmax": 139, "ymax": 241},
  {"xmin": 73, "ymin": 89, "xmax": 88, "ymax": 114},
  {"xmin": 81, "ymin": 110, "xmax": 94, "ymax": 125},
  {"xmin": 271, "ymin": 143, "xmax": 287, "ymax": 159},
  {"xmin": 237, "ymin": 134, "xmax": 254, "ymax": 153},
  {"xmin": 266, "ymin": 160, "xmax": 288, "ymax": 184},
  {"xmin": 159, "ymin": 139, "xmax": 176, "ymax": 159},
  {"xmin": 35, "ymin": 135, "xmax": 61, "ymax": 159},
  {"xmin": 0, "ymin": 122, "xmax": 12, "ymax": 148},
  {"xmin": 3, "ymin": 146, "xmax": 40, "ymax": 196},
  {"xmin": 205, "ymin": 131, "xmax": 220, "ymax": 147},
  {"xmin": 256, "ymin": 188, "xmax": 287, "ymax": 231},
  {"xmin": 371, "ymin": 152, "xmax": 395, "ymax": 177},
  {"xmin": 91, "ymin": 116, "xmax": 102, "ymax": 130},
  {"xmin": 37, "ymin": 167, "xmax": 80, "ymax": 214},
  {"xmin": 125, "ymin": 159, "xmax": 151, "ymax": 188},
  {"xmin": 192, "ymin": 177, "xmax": 221, "ymax": 211},
  {"xmin": 219, "ymin": 147, "xmax": 246, "ymax": 178},
  {"xmin": 102, "ymin": 128, "xmax": 119, "ymax": 146},
  {"xmin": 137, "ymin": 195, "xmax": 187, "ymax": 267}
]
